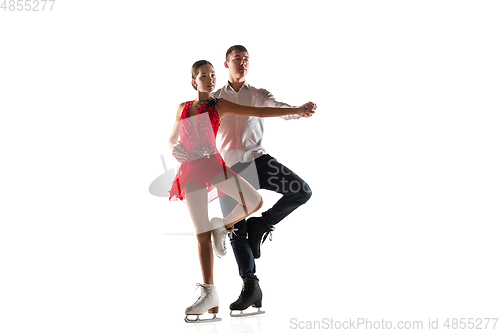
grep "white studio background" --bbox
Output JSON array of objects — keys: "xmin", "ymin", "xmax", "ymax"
[{"xmin": 1, "ymin": 1, "xmax": 499, "ymax": 333}]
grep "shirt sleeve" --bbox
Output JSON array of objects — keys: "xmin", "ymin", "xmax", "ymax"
[
  {"xmin": 260, "ymin": 89, "xmax": 300, "ymax": 120},
  {"xmin": 212, "ymin": 88, "xmax": 222, "ymax": 99}
]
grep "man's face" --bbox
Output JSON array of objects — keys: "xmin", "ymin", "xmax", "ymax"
[{"xmin": 225, "ymin": 50, "xmax": 249, "ymax": 79}]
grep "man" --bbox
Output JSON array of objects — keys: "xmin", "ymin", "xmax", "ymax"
[{"xmin": 212, "ymin": 45, "xmax": 315, "ymax": 317}]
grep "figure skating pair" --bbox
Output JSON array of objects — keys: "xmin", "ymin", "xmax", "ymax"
[
  {"xmin": 215, "ymin": 46, "xmax": 315, "ymax": 319},
  {"xmin": 168, "ymin": 58, "xmax": 316, "ymax": 323}
]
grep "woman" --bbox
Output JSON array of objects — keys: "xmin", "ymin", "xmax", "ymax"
[{"xmin": 168, "ymin": 60, "xmax": 315, "ymax": 322}]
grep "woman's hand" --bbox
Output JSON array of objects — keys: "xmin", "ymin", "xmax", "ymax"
[
  {"xmin": 299, "ymin": 101, "xmax": 317, "ymax": 118},
  {"xmin": 172, "ymin": 142, "xmax": 189, "ymax": 162}
]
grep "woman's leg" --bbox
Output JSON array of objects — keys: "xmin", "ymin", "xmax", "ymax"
[
  {"xmin": 184, "ymin": 179, "xmax": 214, "ymax": 285},
  {"xmin": 210, "ymin": 171, "xmax": 263, "ymax": 229}
]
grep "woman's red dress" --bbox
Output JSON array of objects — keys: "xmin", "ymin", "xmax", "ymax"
[{"xmin": 169, "ymin": 99, "xmax": 238, "ymax": 202}]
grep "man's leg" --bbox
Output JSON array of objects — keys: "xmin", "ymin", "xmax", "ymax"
[
  {"xmin": 219, "ymin": 173, "xmax": 265, "ymax": 317},
  {"xmin": 219, "ymin": 160, "xmax": 258, "ymax": 279},
  {"xmin": 255, "ymin": 154, "xmax": 312, "ymax": 227},
  {"xmin": 246, "ymin": 155, "xmax": 312, "ymax": 259}
]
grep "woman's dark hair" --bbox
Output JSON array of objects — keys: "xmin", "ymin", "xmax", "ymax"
[
  {"xmin": 225, "ymin": 45, "xmax": 248, "ymax": 62},
  {"xmin": 191, "ymin": 60, "xmax": 213, "ymax": 90}
]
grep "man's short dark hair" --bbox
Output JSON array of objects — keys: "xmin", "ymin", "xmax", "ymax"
[{"xmin": 225, "ymin": 45, "xmax": 248, "ymax": 62}]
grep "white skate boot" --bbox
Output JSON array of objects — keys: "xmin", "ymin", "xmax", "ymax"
[
  {"xmin": 210, "ymin": 218, "xmax": 238, "ymax": 257},
  {"xmin": 185, "ymin": 283, "xmax": 221, "ymax": 323}
]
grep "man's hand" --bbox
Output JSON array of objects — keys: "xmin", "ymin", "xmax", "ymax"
[
  {"xmin": 299, "ymin": 101, "xmax": 317, "ymax": 118},
  {"xmin": 172, "ymin": 142, "xmax": 189, "ymax": 162}
]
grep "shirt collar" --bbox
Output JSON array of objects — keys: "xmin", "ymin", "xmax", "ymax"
[{"xmin": 225, "ymin": 81, "xmax": 249, "ymax": 93}]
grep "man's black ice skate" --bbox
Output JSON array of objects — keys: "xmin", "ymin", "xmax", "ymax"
[
  {"xmin": 247, "ymin": 217, "xmax": 275, "ymax": 259},
  {"xmin": 229, "ymin": 277, "xmax": 265, "ymax": 317}
]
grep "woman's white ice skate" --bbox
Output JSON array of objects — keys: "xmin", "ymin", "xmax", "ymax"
[
  {"xmin": 185, "ymin": 283, "xmax": 221, "ymax": 323},
  {"xmin": 210, "ymin": 218, "xmax": 238, "ymax": 257}
]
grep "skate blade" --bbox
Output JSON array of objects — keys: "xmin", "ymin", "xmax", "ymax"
[
  {"xmin": 184, "ymin": 314, "xmax": 222, "ymax": 323},
  {"xmin": 229, "ymin": 308, "xmax": 265, "ymax": 317}
]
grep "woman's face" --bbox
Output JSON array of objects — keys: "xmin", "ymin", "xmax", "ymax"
[{"xmin": 193, "ymin": 64, "xmax": 216, "ymax": 93}]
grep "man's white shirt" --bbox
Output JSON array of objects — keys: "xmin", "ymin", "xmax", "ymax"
[{"xmin": 213, "ymin": 82, "xmax": 299, "ymax": 167}]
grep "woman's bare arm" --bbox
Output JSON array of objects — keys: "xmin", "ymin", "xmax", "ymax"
[
  {"xmin": 216, "ymin": 99, "xmax": 306, "ymax": 119},
  {"xmin": 168, "ymin": 103, "xmax": 185, "ymax": 150},
  {"xmin": 168, "ymin": 102, "xmax": 191, "ymax": 162}
]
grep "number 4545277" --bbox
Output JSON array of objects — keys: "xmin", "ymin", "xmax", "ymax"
[{"xmin": 1, "ymin": 0, "xmax": 56, "ymax": 11}]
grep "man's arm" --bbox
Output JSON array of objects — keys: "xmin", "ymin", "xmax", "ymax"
[
  {"xmin": 217, "ymin": 99, "xmax": 314, "ymax": 119},
  {"xmin": 260, "ymin": 89, "xmax": 310, "ymax": 120}
]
